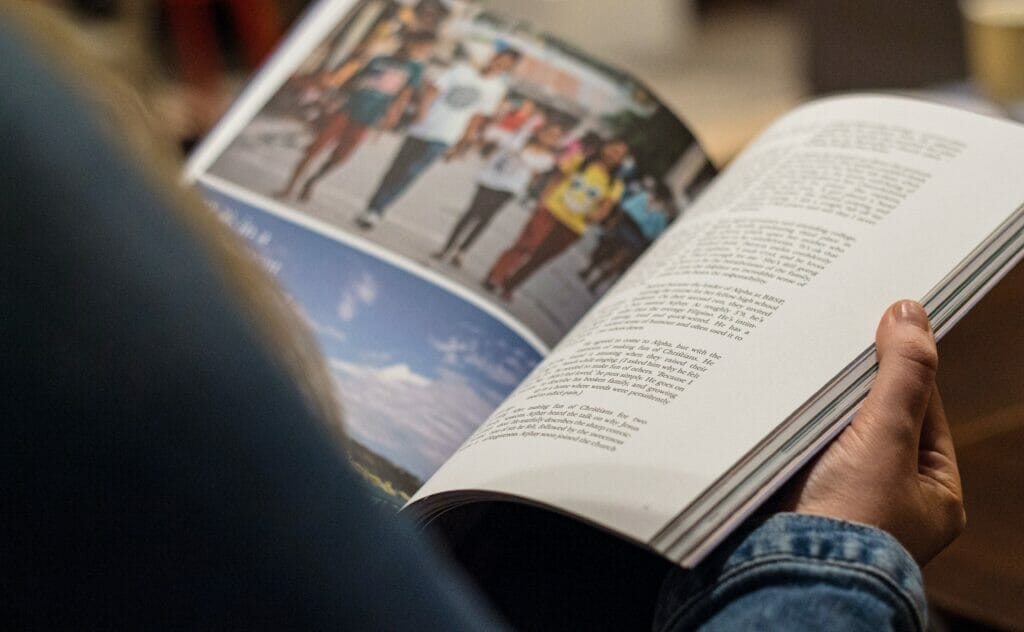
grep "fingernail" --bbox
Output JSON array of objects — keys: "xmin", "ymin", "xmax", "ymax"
[{"xmin": 893, "ymin": 300, "xmax": 930, "ymax": 331}]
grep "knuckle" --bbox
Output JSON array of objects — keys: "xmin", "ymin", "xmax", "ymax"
[
  {"xmin": 896, "ymin": 336, "xmax": 939, "ymax": 379},
  {"xmin": 940, "ymin": 493, "xmax": 967, "ymax": 537},
  {"xmin": 954, "ymin": 507, "xmax": 968, "ymax": 535},
  {"xmin": 890, "ymin": 417, "xmax": 920, "ymax": 446}
]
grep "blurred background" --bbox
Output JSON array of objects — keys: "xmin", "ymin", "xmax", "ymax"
[
  {"xmin": 34, "ymin": 0, "xmax": 1012, "ymax": 160},
  {"xmin": 26, "ymin": 0, "xmax": 1024, "ymax": 629}
]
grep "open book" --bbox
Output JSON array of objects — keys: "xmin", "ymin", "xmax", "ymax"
[{"xmin": 186, "ymin": 0, "xmax": 1024, "ymax": 567}]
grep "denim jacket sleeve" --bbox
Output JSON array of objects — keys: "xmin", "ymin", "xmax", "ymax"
[{"xmin": 654, "ymin": 513, "xmax": 928, "ymax": 632}]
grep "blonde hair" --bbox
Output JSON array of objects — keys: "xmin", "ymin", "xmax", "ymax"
[{"xmin": 2, "ymin": 1, "xmax": 346, "ymax": 436}]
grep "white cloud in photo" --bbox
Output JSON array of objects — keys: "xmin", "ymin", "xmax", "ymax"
[
  {"xmin": 329, "ymin": 359, "xmax": 501, "ymax": 479},
  {"xmin": 353, "ymin": 271, "xmax": 378, "ymax": 304},
  {"xmin": 430, "ymin": 335, "xmax": 529, "ymax": 387},
  {"xmin": 312, "ymin": 321, "xmax": 348, "ymax": 343},
  {"xmin": 335, "ymin": 271, "xmax": 379, "ymax": 323},
  {"xmin": 290, "ymin": 300, "xmax": 348, "ymax": 344},
  {"xmin": 330, "ymin": 359, "xmax": 431, "ymax": 387},
  {"xmin": 430, "ymin": 335, "xmax": 473, "ymax": 365},
  {"xmin": 462, "ymin": 352, "xmax": 521, "ymax": 386},
  {"xmin": 337, "ymin": 292, "xmax": 357, "ymax": 322}
]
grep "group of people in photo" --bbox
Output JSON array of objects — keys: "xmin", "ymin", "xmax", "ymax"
[{"xmin": 274, "ymin": 0, "xmax": 681, "ymax": 301}]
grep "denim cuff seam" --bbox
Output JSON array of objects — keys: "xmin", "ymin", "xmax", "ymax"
[{"xmin": 657, "ymin": 553, "xmax": 925, "ymax": 632}]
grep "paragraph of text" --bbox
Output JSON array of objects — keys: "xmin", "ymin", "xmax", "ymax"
[
  {"xmin": 807, "ymin": 120, "xmax": 966, "ymax": 161},
  {"xmin": 736, "ymin": 152, "xmax": 929, "ymax": 225},
  {"xmin": 594, "ymin": 282, "xmax": 784, "ymax": 341},
  {"xmin": 466, "ymin": 403, "xmax": 648, "ymax": 453},
  {"xmin": 514, "ymin": 337, "xmax": 721, "ymax": 406},
  {"xmin": 660, "ymin": 218, "xmax": 855, "ymax": 286}
]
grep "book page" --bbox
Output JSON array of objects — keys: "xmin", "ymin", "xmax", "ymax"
[
  {"xmin": 412, "ymin": 95, "xmax": 1024, "ymax": 545},
  {"xmin": 186, "ymin": 0, "xmax": 712, "ymax": 506}
]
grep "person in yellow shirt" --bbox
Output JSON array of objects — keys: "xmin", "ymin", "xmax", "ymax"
[{"xmin": 485, "ymin": 138, "xmax": 629, "ymax": 300}]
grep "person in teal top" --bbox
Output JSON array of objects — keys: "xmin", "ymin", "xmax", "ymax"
[
  {"xmin": 579, "ymin": 180, "xmax": 673, "ymax": 292},
  {"xmin": 276, "ymin": 30, "xmax": 435, "ymax": 201},
  {"xmin": 344, "ymin": 54, "xmax": 426, "ymax": 126},
  {"xmin": 621, "ymin": 187, "xmax": 669, "ymax": 242}
]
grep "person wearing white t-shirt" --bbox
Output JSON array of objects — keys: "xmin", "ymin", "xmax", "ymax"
[
  {"xmin": 358, "ymin": 48, "xmax": 522, "ymax": 228},
  {"xmin": 433, "ymin": 122, "xmax": 564, "ymax": 267}
]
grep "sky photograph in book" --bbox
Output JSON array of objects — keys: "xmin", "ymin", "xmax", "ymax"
[
  {"xmin": 200, "ymin": 184, "xmax": 542, "ymax": 507},
  {"xmin": 204, "ymin": 0, "xmax": 716, "ymax": 347}
]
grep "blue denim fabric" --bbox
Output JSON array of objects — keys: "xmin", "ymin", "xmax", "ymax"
[
  {"xmin": 655, "ymin": 513, "xmax": 927, "ymax": 631},
  {"xmin": 366, "ymin": 135, "xmax": 449, "ymax": 214}
]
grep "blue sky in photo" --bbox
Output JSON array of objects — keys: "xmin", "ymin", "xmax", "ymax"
[{"xmin": 199, "ymin": 184, "xmax": 542, "ymax": 480}]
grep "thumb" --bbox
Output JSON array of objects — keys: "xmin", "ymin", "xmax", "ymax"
[{"xmin": 855, "ymin": 300, "xmax": 938, "ymax": 453}]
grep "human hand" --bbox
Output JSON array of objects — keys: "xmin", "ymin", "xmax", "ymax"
[{"xmin": 785, "ymin": 300, "xmax": 966, "ymax": 565}]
